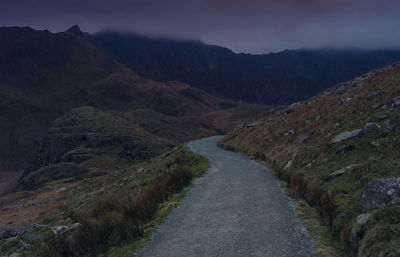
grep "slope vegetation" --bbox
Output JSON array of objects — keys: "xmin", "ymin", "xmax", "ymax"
[{"xmin": 220, "ymin": 63, "xmax": 400, "ymax": 256}]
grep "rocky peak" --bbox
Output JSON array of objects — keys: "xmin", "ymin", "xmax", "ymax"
[{"xmin": 65, "ymin": 25, "xmax": 85, "ymax": 37}]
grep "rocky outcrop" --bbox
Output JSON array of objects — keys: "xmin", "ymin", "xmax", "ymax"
[
  {"xmin": 362, "ymin": 177, "xmax": 400, "ymax": 212},
  {"xmin": 329, "ymin": 129, "xmax": 362, "ymax": 145},
  {"xmin": 325, "ymin": 164, "xmax": 358, "ymax": 181},
  {"xmin": 363, "ymin": 123, "xmax": 380, "ymax": 134},
  {"xmin": 18, "ymin": 106, "xmax": 173, "ymax": 190}
]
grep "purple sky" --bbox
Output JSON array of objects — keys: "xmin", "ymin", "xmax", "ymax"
[{"xmin": 1, "ymin": 0, "xmax": 400, "ymax": 53}]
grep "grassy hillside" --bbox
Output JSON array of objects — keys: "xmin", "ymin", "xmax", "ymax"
[
  {"xmin": 219, "ymin": 63, "xmax": 400, "ymax": 256},
  {"xmin": 0, "ymin": 145, "xmax": 209, "ymax": 257}
]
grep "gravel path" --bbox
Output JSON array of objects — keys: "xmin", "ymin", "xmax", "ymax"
[{"xmin": 136, "ymin": 136, "xmax": 314, "ymax": 257}]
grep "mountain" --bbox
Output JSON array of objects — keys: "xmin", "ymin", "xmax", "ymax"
[
  {"xmin": 0, "ymin": 26, "xmax": 270, "ymax": 192},
  {"xmin": 219, "ymin": 63, "xmax": 400, "ymax": 256},
  {"xmin": 89, "ymin": 29, "xmax": 400, "ymax": 105}
]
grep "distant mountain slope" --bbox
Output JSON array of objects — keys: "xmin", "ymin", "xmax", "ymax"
[
  {"xmin": 219, "ymin": 63, "xmax": 400, "ymax": 256},
  {"xmin": 89, "ymin": 29, "xmax": 400, "ymax": 105},
  {"xmin": 0, "ymin": 26, "xmax": 270, "ymax": 183}
]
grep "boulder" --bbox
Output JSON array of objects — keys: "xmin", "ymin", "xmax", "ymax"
[
  {"xmin": 296, "ymin": 136, "xmax": 310, "ymax": 147},
  {"xmin": 329, "ymin": 129, "xmax": 362, "ymax": 145},
  {"xmin": 367, "ymin": 90, "xmax": 390, "ymax": 100},
  {"xmin": 362, "ymin": 177, "xmax": 400, "ymax": 212},
  {"xmin": 325, "ymin": 164, "xmax": 358, "ymax": 181},
  {"xmin": 363, "ymin": 123, "xmax": 381, "ymax": 134},
  {"xmin": 392, "ymin": 96, "xmax": 400, "ymax": 107}
]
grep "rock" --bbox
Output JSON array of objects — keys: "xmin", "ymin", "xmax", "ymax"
[
  {"xmin": 0, "ymin": 229, "xmax": 17, "ymax": 239},
  {"xmin": 304, "ymin": 120, "xmax": 312, "ymax": 126},
  {"xmin": 27, "ymin": 234, "xmax": 43, "ymax": 244},
  {"xmin": 57, "ymin": 187, "xmax": 68, "ymax": 193},
  {"xmin": 371, "ymin": 141, "xmax": 380, "ymax": 147},
  {"xmin": 296, "ymin": 136, "xmax": 311, "ymax": 147},
  {"xmin": 392, "ymin": 96, "xmax": 400, "ymax": 107},
  {"xmin": 363, "ymin": 123, "xmax": 381, "ymax": 134},
  {"xmin": 284, "ymin": 151, "xmax": 297, "ymax": 170},
  {"xmin": 52, "ymin": 223, "xmax": 82, "ymax": 235},
  {"xmin": 377, "ymin": 114, "xmax": 388, "ymax": 120},
  {"xmin": 333, "ymin": 122, "xmax": 340, "ymax": 129},
  {"xmin": 284, "ymin": 160, "xmax": 293, "ymax": 170},
  {"xmin": 305, "ymin": 160, "xmax": 315, "ymax": 168},
  {"xmin": 381, "ymin": 119, "xmax": 395, "ymax": 131},
  {"xmin": 337, "ymin": 86, "xmax": 348, "ymax": 95},
  {"xmin": 367, "ymin": 90, "xmax": 390, "ymax": 100},
  {"xmin": 338, "ymin": 97, "xmax": 351, "ymax": 105},
  {"xmin": 19, "ymin": 240, "xmax": 32, "ymax": 250},
  {"xmin": 325, "ymin": 164, "xmax": 358, "ymax": 181},
  {"xmin": 284, "ymin": 129, "xmax": 295, "ymax": 137},
  {"xmin": 334, "ymin": 144, "xmax": 355, "ymax": 155},
  {"xmin": 356, "ymin": 213, "xmax": 371, "ymax": 225},
  {"xmin": 329, "ymin": 129, "xmax": 362, "ymax": 145},
  {"xmin": 362, "ymin": 177, "xmax": 400, "ymax": 212},
  {"xmin": 355, "ymin": 81, "xmax": 365, "ymax": 89},
  {"xmin": 372, "ymin": 104, "xmax": 381, "ymax": 110},
  {"xmin": 247, "ymin": 121, "xmax": 261, "ymax": 128},
  {"xmin": 2, "ymin": 205, "xmax": 23, "ymax": 212}
]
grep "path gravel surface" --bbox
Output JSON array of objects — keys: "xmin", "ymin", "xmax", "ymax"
[{"xmin": 136, "ymin": 136, "xmax": 314, "ymax": 257}]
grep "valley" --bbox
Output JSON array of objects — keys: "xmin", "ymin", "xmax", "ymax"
[{"xmin": 0, "ymin": 23, "xmax": 400, "ymax": 257}]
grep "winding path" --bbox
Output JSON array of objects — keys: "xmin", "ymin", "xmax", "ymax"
[{"xmin": 136, "ymin": 136, "xmax": 314, "ymax": 257}]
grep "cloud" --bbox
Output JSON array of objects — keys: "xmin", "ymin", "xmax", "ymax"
[{"xmin": 1, "ymin": 0, "xmax": 399, "ymax": 53}]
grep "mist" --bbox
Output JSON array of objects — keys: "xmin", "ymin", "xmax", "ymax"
[{"xmin": 1, "ymin": 0, "xmax": 400, "ymax": 53}]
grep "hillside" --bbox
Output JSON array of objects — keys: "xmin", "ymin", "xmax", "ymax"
[
  {"xmin": 219, "ymin": 63, "xmax": 400, "ymax": 256},
  {"xmin": 0, "ymin": 26, "xmax": 271, "ymax": 193},
  {"xmin": 89, "ymin": 29, "xmax": 400, "ymax": 105}
]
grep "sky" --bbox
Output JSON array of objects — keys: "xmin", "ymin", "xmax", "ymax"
[{"xmin": 1, "ymin": 0, "xmax": 400, "ymax": 53}]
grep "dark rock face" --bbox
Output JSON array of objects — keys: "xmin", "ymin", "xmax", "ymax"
[
  {"xmin": 362, "ymin": 177, "xmax": 400, "ymax": 212},
  {"xmin": 91, "ymin": 30, "xmax": 400, "ymax": 105}
]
